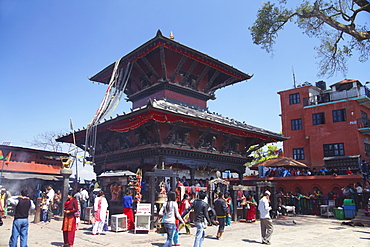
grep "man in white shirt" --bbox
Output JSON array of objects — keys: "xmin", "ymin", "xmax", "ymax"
[
  {"xmin": 258, "ymin": 190, "xmax": 273, "ymax": 245},
  {"xmin": 80, "ymin": 187, "xmax": 89, "ymax": 220},
  {"xmin": 46, "ymin": 186, "xmax": 55, "ymax": 223}
]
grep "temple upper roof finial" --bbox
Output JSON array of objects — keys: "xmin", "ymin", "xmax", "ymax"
[
  {"xmin": 156, "ymin": 29, "xmax": 163, "ymax": 37},
  {"xmin": 169, "ymin": 31, "xmax": 174, "ymax": 40}
]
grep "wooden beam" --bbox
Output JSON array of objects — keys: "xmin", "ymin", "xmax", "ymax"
[
  {"xmin": 134, "ymin": 61, "xmax": 152, "ymax": 86},
  {"xmin": 160, "ymin": 46, "xmax": 167, "ymax": 81},
  {"xmin": 139, "ymin": 125, "xmax": 156, "ymax": 143},
  {"xmin": 119, "ymin": 132, "xmax": 132, "ymax": 148},
  {"xmin": 204, "ymin": 70, "xmax": 220, "ymax": 93},
  {"xmin": 154, "ymin": 121, "xmax": 162, "ymax": 144},
  {"xmin": 195, "ymin": 66, "xmax": 210, "ymax": 89},
  {"xmin": 209, "ymin": 77, "xmax": 236, "ymax": 91},
  {"xmin": 129, "ymin": 74, "xmax": 142, "ymax": 91},
  {"xmin": 124, "ymin": 87, "xmax": 134, "ymax": 95},
  {"xmin": 141, "ymin": 57, "xmax": 160, "ymax": 80},
  {"xmin": 169, "ymin": 56, "xmax": 187, "ymax": 83},
  {"xmin": 220, "ymin": 134, "xmax": 233, "ymax": 152},
  {"xmin": 180, "ymin": 61, "xmax": 198, "ymax": 86},
  {"xmin": 245, "ymin": 137, "xmax": 258, "ymax": 150},
  {"xmin": 164, "ymin": 122, "xmax": 181, "ymax": 144},
  {"xmin": 194, "ymin": 126, "xmax": 211, "ymax": 149}
]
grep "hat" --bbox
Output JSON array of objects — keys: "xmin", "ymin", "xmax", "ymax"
[{"xmin": 264, "ymin": 190, "xmax": 271, "ymax": 196}]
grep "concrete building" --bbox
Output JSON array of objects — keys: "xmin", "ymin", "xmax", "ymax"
[
  {"xmin": 0, "ymin": 144, "xmax": 68, "ymax": 195},
  {"xmin": 278, "ymin": 79, "xmax": 370, "ymax": 172}
]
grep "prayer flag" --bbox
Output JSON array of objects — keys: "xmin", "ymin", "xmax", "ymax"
[
  {"xmin": 0, "ymin": 150, "xmax": 3, "ymax": 160},
  {"xmin": 4, "ymin": 152, "xmax": 12, "ymax": 164}
]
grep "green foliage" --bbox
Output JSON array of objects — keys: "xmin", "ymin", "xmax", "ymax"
[
  {"xmin": 245, "ymin": 144, "xmax": 280, "ymax": 167},
  {"xmin": 249, "ymin": 2, "xmax": 293, "ymax": 53},
  {"xmin": 249, "ymin": 0, "xmax": 370, "ymax": 78}
]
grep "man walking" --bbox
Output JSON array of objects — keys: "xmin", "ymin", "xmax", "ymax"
[
  {"xmin": 46, "ymin": 185, "xmax": 55, "ymax": 223},
  {"xmin": 214, "ymin": 192, "xmax": 228, "ymax": 240},
  {"xmin": 181, "ymin": 190, "xmax": 214, "ymax": 247},
  {"xmin": 258, "ymin": 190, "xmax": 273, "ymax": 245},
  {"xmin": 9, "ymin": 189, "xmax": 35, "ymax": 247}
]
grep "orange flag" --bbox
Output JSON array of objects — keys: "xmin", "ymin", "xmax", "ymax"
[{"xmin": 4, "ymin": 152, "xmax": 12, "ymax": 164}]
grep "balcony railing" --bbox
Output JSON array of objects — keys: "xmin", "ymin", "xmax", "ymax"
[
  {"xmin": 357, "ymin": 117, "xmax": 370, "ymax": 129},
  {"xmin": 303, "ymin": 86, "xmax": 370, "ymax": 106}
]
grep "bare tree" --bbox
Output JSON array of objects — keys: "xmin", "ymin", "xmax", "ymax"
[{"xmin": 28, "ymin": 130, "xmax": 65, "ymax": 152}]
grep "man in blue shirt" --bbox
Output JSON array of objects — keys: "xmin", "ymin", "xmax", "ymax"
[
  {"xmin": 181, "ymin": 176, "xmax": 189, "ymax": 186},
  {"xmin": 123, "ymin": 189, "xmax": 134, "ymax": 230}
]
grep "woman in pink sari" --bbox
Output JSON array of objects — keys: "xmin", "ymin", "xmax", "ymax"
[{"xmin": 92, "ymin": 191, "xmax": 109, "ymax": 235}]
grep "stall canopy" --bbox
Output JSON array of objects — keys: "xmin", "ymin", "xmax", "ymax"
[
  {"xmin": 98, "ymin": 170, "xmax": 136, "ymax": 178},
  {"xmin": 249, "ymin": 157, "xmax": 308, "ymax": 170},
  {"xmin": 1, "ymin": 172, "xmax": 63, "ymax": 181}
]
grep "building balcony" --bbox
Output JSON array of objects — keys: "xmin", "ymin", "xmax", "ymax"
[
  {"xmin": 303, "ymin": 86, "xmax": 370, "ymax": 107},
  {"xmin": 357, "ymin": 118, "xmax": 370, "ymax": 135}
]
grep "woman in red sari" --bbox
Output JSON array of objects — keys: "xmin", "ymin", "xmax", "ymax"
[
  {"xmin": 245, "ymin": 194, "xmax": 257, "ymax": 223},
  {"xmin": 62, "ymin": 191, "xmax": 78, "ymax": 247},
  {"xmin": 122, "ymin": 189, "xmax": 135, "ymax": 230}
]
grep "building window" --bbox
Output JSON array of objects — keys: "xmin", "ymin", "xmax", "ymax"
[
  {"xmin": 312, "ymin": 112, "xmax": 325, "ymax": 125},
  {"xmin": 332, "ymin": 109, "xmax": 346, "ymax": 122},
  {"xmin": 291, "ymin": 118, "xmax": 302, "ymax": 130},
  {"xmin": 323, "ymin": 143, "xmax": 345, "ymax": 157},
  {"xmin": 293, "ymin": 148, "xmax": 305, "ymax": 160},
  {"xmin": 289, "ymin": 93, "xmax": 300, "ymax": 105},
  {"xmin": 361, "ymin": 111, "xmax": 368, "ymax": 119},
  {"xmin": 365, "ymin": 143, "xmax": 370, "ymax": 157}
]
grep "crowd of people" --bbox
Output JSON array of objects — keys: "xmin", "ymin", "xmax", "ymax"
[
  {"xmin": 157, "ymin": 188, "xmax": 274, "ymax": 246},
  {"xmin": 261, "ymin": 166, "xmax": 363, "ymax": 178},
  {"xmin": 0, "ymin": 178, "xmax": 279, "ymax": 247},
  {"xmin": 275, "ymin": 181, "xmax": 370, "ymax": 217},
  {"xmin": 4, "ymin": 170, "xmax": 369, "ymax": 247}
]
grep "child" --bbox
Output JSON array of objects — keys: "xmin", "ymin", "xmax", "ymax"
[{"xmin": 41, "ymin": 195, "xmax": 49, "ymax": 223}]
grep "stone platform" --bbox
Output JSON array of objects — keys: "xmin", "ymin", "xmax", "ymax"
[{"xmin": 0, "ymin": 214, "xmax": 369, "ymax": 247}]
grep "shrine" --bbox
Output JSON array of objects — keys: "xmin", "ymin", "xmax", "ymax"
[{"xmin": 57, "ymin": 30, "xmax": 286, "ymax": 198}]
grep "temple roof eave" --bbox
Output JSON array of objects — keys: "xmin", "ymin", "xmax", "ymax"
[
  {"xmin": 56, "ymin": 99, "xmax": 286, "ymax": 144},
  {"xmin": 88, "ymin": 30, "xmax": 251, "ymax": 87}
]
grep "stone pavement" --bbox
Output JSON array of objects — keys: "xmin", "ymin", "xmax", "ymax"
[{"xmin": 0, "ymin": 215, "xmax": 369, "ymax": 247}]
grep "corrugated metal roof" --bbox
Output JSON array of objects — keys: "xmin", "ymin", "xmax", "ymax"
[{"xmin": 98, "ymin": 170, "xmax": 136, "ymax": 177}]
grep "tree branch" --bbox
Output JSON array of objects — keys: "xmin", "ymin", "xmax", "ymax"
[
  {"xmin": 353, "ymin": 0, "xmax": 370, "ymax": 13},
  {"xmin": 298, "ymin": 1, "xmax": 370, "ymax": 41}
]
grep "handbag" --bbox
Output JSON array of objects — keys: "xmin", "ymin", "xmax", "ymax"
[
  {"xmin": 156, "ymin": 221, "xmax": 167, "ymax": 233},
  {"xmin": 156, "ymin": 213, "xmax": 167, "ymax": 233},
  {"xmin": 103, "ymin": 215, "xmax": 109, "ymax": 231},
  {"xmin": 103, "ymin": 222, "xmax": 108, "ymax": 231}
]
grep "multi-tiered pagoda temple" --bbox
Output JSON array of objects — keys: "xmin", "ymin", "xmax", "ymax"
[{"xmin": 57, "ymin": 30, "xmax": 286, "ymax": 183}]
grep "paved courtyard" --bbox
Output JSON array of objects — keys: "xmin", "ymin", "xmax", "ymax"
[{"xmin": 0, "ymin": 215, "xmax": 369, "ymax": 247}]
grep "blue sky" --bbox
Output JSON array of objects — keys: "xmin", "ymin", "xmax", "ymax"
[{"xmin": 1, "ymin": 1, "xmax": 369, "ymax": 179}]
